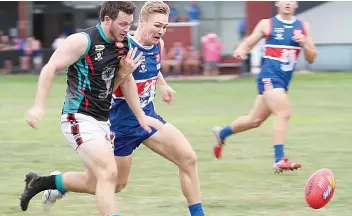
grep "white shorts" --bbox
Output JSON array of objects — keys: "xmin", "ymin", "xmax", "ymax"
[{"xmin": 61, "ymin": 113, "xmax": 113, "ymax": 151}]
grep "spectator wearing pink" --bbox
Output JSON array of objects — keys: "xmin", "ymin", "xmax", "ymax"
[{"xmin": 202, "ymin": 33, "xmax": 224, "ymax": 76}]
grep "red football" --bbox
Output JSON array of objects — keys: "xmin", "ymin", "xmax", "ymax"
[{"xmin": 304, "ymin": 168, "xmax": 336, "ymax": 209}]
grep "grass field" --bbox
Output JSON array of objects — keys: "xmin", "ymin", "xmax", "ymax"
[{"xmin": 0, "ymin": 72, "xmax": 351, "ymax": 216}]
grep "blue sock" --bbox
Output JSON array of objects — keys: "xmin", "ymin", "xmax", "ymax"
[
  {"xmin": 109, "ymin": 214, "xmax": 120, "ymax": 216},
  {"xmin": 274, "ymin": 144, "xmax": 284, "ymax": 163},
  {"xmin": 189, "ymin": 203, "xmax": 205, "ymax": 216},
  {"xmin": 219, "ymin": 125, "xmax": 234, "ymax": 141},
  {"xmin": 55, "ymin": 174, "xmax": 67, "ymax": 195}
]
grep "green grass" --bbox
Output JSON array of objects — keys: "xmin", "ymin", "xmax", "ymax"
[{"xmin": 0, "ymin": 72, "xmax": 351, "ymax": 216}]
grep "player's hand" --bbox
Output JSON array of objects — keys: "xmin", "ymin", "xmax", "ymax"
[
  {"xmin": 233, "ymin": 48, "xmax": 247, "ymax": 59},
  {"xmin": 137, "ymin": 115, "xmax": 164, "ymax": 133},
  {"xmin": 292, "ymin": 31, "xmax": 306, "ymax": 47},
  {"xmin": 26, "ymin": 106, "xmax": 44, "ymax": 129},
  {"xmin": 119, "ymin": 47, "xmax": 143, "ymax": 78},
  {"xmin": 159, "ymin": 84, "xmax": 175, "ymax": 104}
]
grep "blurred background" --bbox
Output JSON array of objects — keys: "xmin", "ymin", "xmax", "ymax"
[{"xmin": 1, "ymin": 1, "xmax": 351, "ymax": 77}]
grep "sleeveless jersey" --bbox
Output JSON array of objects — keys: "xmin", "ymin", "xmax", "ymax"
[
  {"xmin": 62, "ymin": 23, "xmax": 129, "ymax": 122},
  {"xmin": 259, "ymin": 15, "xmax": 305, "ymax": 84},
  {"xmin": 111, "ymin": 33, "xmax": 161, "ymax": 129}
]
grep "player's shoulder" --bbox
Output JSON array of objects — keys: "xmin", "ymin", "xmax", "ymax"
[
  {"xmin": 297, "ymin": 19, "xmax": 311, "ymax": 33},
  {"xmin": 65, "ymin": 33, "xmax": 90, "ymax": 46},
  {"xmin": 258, "ymin": 18, "xmax": 271, "ymax": 26},
  {"xmin": 254, "ymin": 18, "xmax": 271, "ymax": 35}
]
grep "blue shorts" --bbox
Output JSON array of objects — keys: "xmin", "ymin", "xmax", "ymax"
[
  {"xmin": 112, "ymin": 111, "xmax": 166, "ymax": 157},
  {"xmin": 257, "ymin": 77, "xmax": 289, "ymax": 94}
]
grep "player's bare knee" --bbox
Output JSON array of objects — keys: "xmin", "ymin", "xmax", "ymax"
[
  {"xmin": 179, "ymin": 150, "xmax": 197, "ymax": 171},
  {"xmin": 95, "ymin": 160, "xmax": 118, "ymax": 184},
  {"xmin": 276, "ymin": 111, "xmax": 291, "ymax": 121}
]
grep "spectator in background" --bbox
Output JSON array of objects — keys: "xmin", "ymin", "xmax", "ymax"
[
  {"xmin": 160, "ymin": 45, "xmax": 170, "ymax": 76},
  {"xmin": 164, "ymin": 40, "xmax": 186, "ymax": 77},
  {"xmin": 202, "ymin": 33, "xmax": 224, "ymax": 76},
  {"xmin": 184, "ymin": 45, "xmax": 201, "ymax": 76},
  {"xmin": 186, "ymin": 1, "xmax": 200, "ymax": 22},
  {"xmin": 167, "ymin": 2, "xmax": 178, "ymax": 22},
  {"xmin": 0, "ymin": 35, "xmax": 14, "ymax": 73},
  {"xmin": 0, "ymin": 33, "xmax": 5, "ymax": 73},
  {"xmin": 19, "ymin": 37, "xmax": 33, "ymax": 73},
  {"xmin": 12, "ymin": 36, "xmax": 22, "ymax": 50},
  {"xmin": 31, "ymin": 37, "xmax": 43, "ymax": 74},
  {"xmin": 52, "ymin": 33, "xmax": 66, "ymax": 50}
]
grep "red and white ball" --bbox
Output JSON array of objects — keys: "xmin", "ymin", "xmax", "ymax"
[{"xmin": 304, "ymin": 168, "xmax": 336, "ymax": 209}]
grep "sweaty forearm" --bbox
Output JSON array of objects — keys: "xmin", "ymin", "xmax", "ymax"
[
  {"xmin": 120, "ymin": 75, "xmax": 145, "ymax": 119},
  {"xmin": 34, "ymin": 64, "xmax": 57, "ymax": 108}
]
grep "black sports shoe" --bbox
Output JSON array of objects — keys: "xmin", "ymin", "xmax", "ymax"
[{"xmin": 20, "ymin": 171, "xmax": 41, "ymax": 211}]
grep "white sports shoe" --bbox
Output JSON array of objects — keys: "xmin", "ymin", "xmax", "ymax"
[{"xmin": 42, "ymin": 170, "xmax": 64, "ymax": 212}]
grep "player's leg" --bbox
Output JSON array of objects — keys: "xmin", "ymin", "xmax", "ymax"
[
  {"xmin": 20, "ymin": 115, "xmax": 120, "ymax": 216},
  {"xmin": 41, "ymin": 130, "xmax": 135, "ymax": 212},
  {"xmin": 143, "ymin": 123, "xmax": 205, "ymax": 216},
  {"xmin": 262, "ymin": 86, "xmax": 301, "ymax": 172},
  {"xmin": 113, "ymin": 156, "xmax": 133, "ymax": 192},
  {"xmin": 212, "ymin": 94, "xmax": 271, "ymax": 158},
  {"xmin": 20, "ymin": 138, "xmax": 119, "ymax": 215},
  {"xmin": 63, "ymin": 155, "xmax": 132, "ymax": 194},
  {"xmin": 42, "ymin": 169, "xmax": 96, "ymax": 212},
  {"xmin": 42, "ymin": 155, "xmax": 132, "ymax": 212},
  {"xmin": 76, "ymin": 137, "xmax": 120, "ymax": 215}
]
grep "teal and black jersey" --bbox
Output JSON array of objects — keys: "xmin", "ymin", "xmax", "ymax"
[{"xmin": 62, "ymin": 23, "xmax": 129, "ymax": 121}]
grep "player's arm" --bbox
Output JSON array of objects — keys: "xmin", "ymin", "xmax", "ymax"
[
  {"xmin": 120, "ymin": 73, "xmax": 163, "ymax": 132},
  {"xmin": 233, "ymin": 19, "xmax": 269, "ymax": 58},
  {"xmin": 158, "ymin": 39, "xmax": 168, "ymax": 86},
  {"xmin": 158, "ymin": 39, "xmax": 175, "ymax": 104},
  {"xmin": 33, "ymin": 33, "xmax": 88, "ymax": 109},
  {"xmin": 114, "ymin": 67, "xmax": 128, "ymax": 91},
  {"xmin": 301, "ymin": 21, "xmax": 317, "ymax": 64},
  {"xmin": 118, "ymin": 48, "xmax": 145, "ymax": 120},
  {"xmin": 119, "ymin": 74, "xmax": 146, "ymax": 119},
  {"xmin": 113, "ymin": 47, "xmax": 142, "ymax": 91}
]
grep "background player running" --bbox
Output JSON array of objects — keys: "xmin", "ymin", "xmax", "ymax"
[
  {"xmin": 42, "ymin": 1, "xmax": 205, "ymax": 216},
  {"xmin": 21, "ymin": 2, "xmax": 163, "ymax": 216},
  {"xmin": 212, "ymin": 1, "xmax": 317, "ymax": 173}
]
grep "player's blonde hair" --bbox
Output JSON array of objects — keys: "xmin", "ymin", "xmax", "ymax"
[{"xmin": 140, "ymin": 1, "xmax": 170, "ymax": 21}]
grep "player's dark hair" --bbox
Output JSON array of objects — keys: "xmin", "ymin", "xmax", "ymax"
[{"xmin": 99, "ymin": 1, "xmax": 136, "ymax": 21}]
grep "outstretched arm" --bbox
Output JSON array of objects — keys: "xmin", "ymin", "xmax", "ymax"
[
  {"xmin": 33, "ymin": 33, "xmax": 88, "ymax": 109},
  {"xmin": 26, "ymin": 33, "xmax": 88, "ymax": 129}
]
